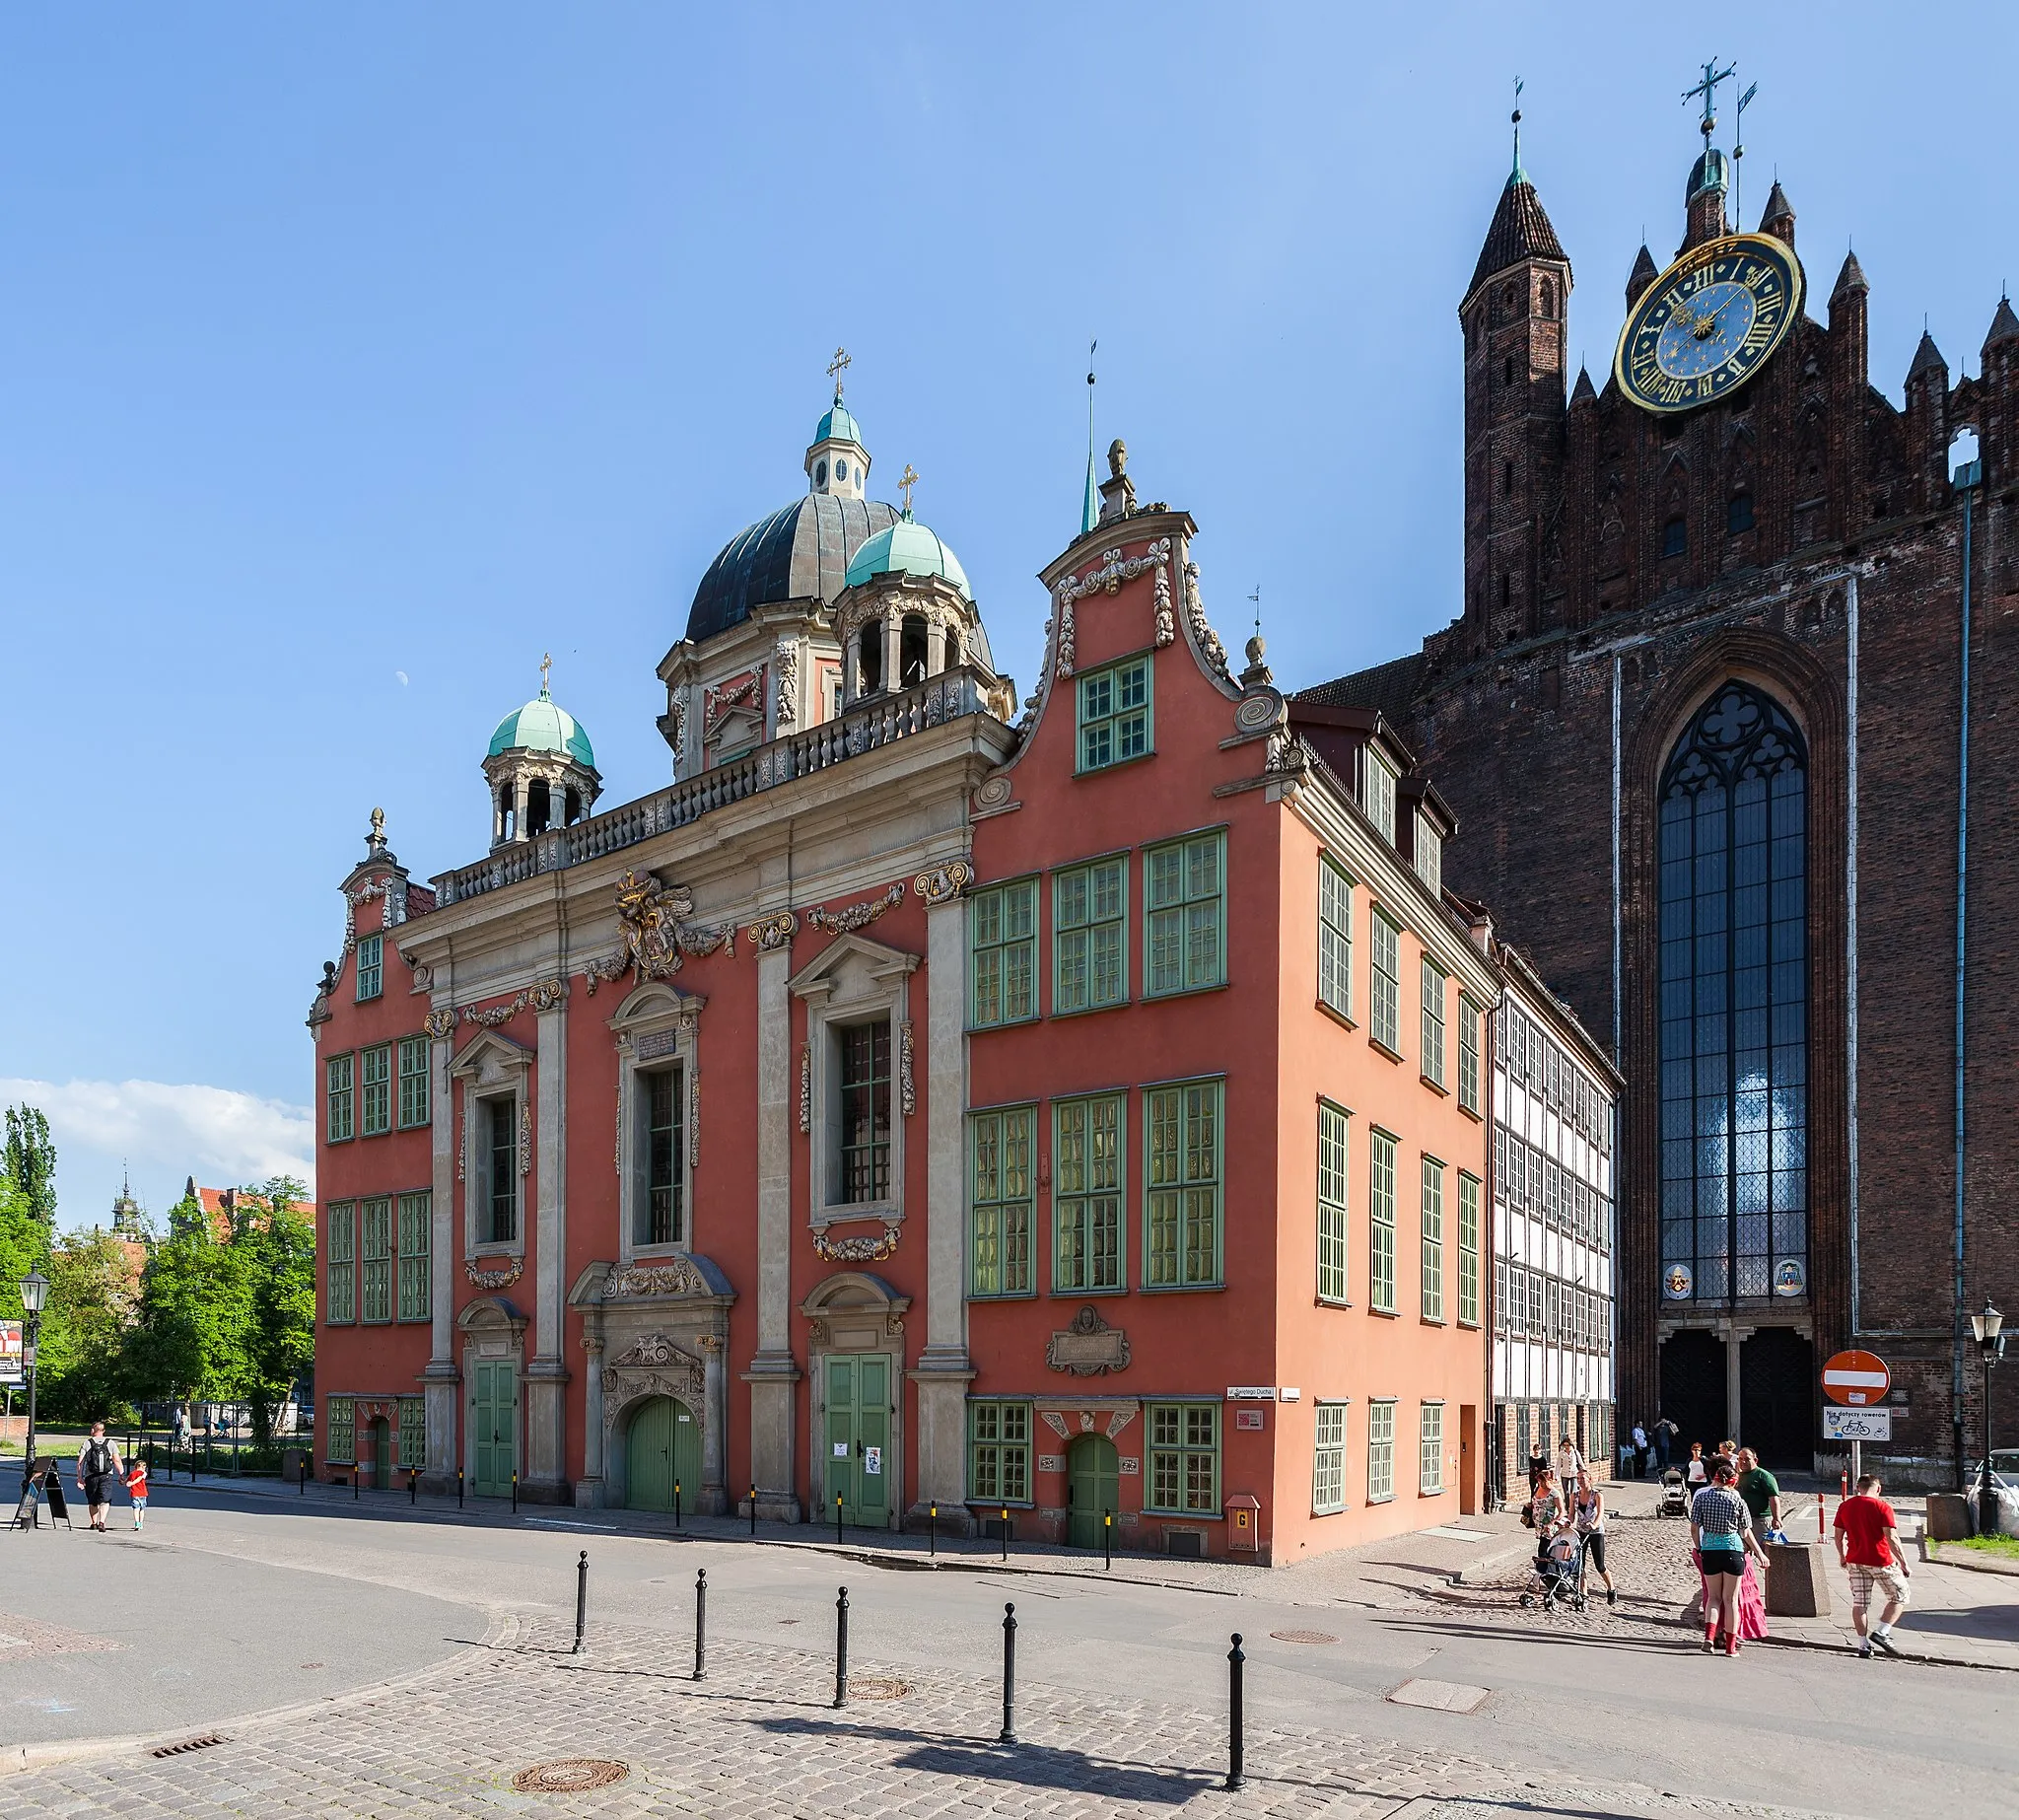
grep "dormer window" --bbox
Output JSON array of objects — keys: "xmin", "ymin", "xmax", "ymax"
[
  {"xmin": 1364, "ymin": 748, "xmax": 1398, "ymax": 844},
  {"xmin": 1414, "ymin": 811, "xmax": 1442, "ymax": 897}
]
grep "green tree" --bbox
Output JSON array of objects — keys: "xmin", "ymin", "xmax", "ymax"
[
  {"xmin": 39, "ymin": 1227, "xmax": 144, "ymax": 1423},
  {"xmin": 125, "ymin": 1192, "xmax": 249, "ymax": 1411},
  {"xmin": 2, "ymin": 1103, "xmax": 56, "ymax": 1225},
  {"xmin": 0, "ymin": 1170, "xmax": 54, "ymax": 1321},
  {"xmin": 240, "ymin": 1176, "xmax": 315, "ymax": 1444}
]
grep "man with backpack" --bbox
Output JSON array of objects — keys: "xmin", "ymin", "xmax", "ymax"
[{"xmin": 75, "ymin": 1423, "xmax": 124, "ymax": 1534}]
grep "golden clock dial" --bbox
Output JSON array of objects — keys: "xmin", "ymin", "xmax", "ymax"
[{"xmin": 1614, "ymin": 233, "xmax": 1805, "ymax": 414}]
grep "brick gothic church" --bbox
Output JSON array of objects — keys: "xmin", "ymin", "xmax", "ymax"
[{"xmin": 1306, "ymin": 120, "xmax": 2017, "ymax": 1477}]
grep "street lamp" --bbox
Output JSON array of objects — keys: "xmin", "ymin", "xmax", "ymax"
[
  {"xmin": 1971, "ymin": 1297, "xmax": 2003, "ymax": 1538},
  {"xmin": 18, "ymin": 1270, "xmax": 48, "ymax": 1480}
]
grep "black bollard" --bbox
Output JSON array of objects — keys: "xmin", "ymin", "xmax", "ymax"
[
  {"xmin": 999, "ymin": 1602, "xmax": 1017, "ymax": 1745},
  {"xmin": 833, "ymin": 1585, "xmax": 850, "ymax": 1709},
  {"xmin": 1104, "ymin": 1508, "xmax": 1112, "ymax": 1572},
  {"xmin": 692, "ymin": 1569, "xmax": 707, "ymax": 1682},
  {"xmin": 749, "ymin": 1487, "xmax": 757, "ymax": 1536},
  {"xmin": 674, "ymin": 1480, "xmax": 682, "ymax": 1530},
  {"xmin": 930, "ymin": 1502, "xmax": 937, "ymax": 1558},
  {"xmin": 299, "ymin": 1456, "xmax": 308, "ymax": 1497},
  {"xmin": 836, "ymin": 1492, "xmax": 844, "ymax": 1545},
  {"xmin": 410, "ymin": 1465, "xmax": 419, "ymax": 1505},
  {"xmin": 573, "ymin": 1550, "xmax": 589, "ymax": 1654},
  {"xmin": 512, "ymin": 1470, "xmax": 519, "ymax": 1514},
  {"xmin": 1224, "ymin": 1633, "xmax": 1245, "ymax": 1791},
  {"xmin": 353, "ymin": 1462, "xmax": 360, "ymax": 1501},
  {"xmin": 1000, "ymin": 1506, "xmax": 1009, "ymax": 1562},
  {"xmin": 457, "ymin": 1468, "xmax": 465, "ymax": 1510}
]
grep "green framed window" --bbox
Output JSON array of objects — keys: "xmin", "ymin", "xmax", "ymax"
[
  {"xmin": 326, "ymin": 1054, "xmax": 354, "ymax": 1144},
  {"xmin": 1316, "ymin": 1100, "xmax": 1349, "ymax": 1303},
  {"xmin": 1318, "ymin": 857, "xmax": 1353, "ymax": 1017},
  {"xmin": 1457, "ymin": 1173, "xmax": 1481, "ymax": 1326},
  {"xmin": 360, "ymin": 1043, "xmax": 392, "ymax": 1136},
  {"xmin": 1054, "ymin": 1094, "xmax": 1124, "ymax": 1293},
  {"xmin": 1420, "ymin": 960, "xmax": 1445, "ymax": 1087},
  {"xmin": 1457, "ymin": 996, "xmax": 1481, "ymax": 1115},
  {"xmin": 325, "ymin": 1201, "xmax": 355, "ymax": 1324},
  {"xmin": 1147, "ymin": 832, "xmax": 1224, "ymax": 997},
  {"xmin": 1054, "ymin": 857, "xmax": 1127, "ymax": 1014},
  {"xmin": 970, "ymin": 879, "xmax": 1038, "ymax": 1027},
  {"xmin": 326, "ymin": 1395, "xmax": 356, "ymax": 1465},
  {"xmin": 1313, "ymin": 1402, "xmax": 1348, "ymax": 1514},
  {"xmin": 484, "ymin": 1097, "xmax": 519, "ymax": 1242},
  {"xmin": 397, "ymin": 1191, "xmax": 431, "ymax": 1322},
  {"xmin": 641, "ymin": 1066, "xmax": 684, "ymax": 1245},
  {"xmin": 1077, "ymin": 656, "xmax": 1150, "ymax": 772},
  {"xmin": 356, "ymin": 933, "xmax": 383, "ymax": 1001},
  {"xmin": 967, "ymin": 1400, "xmax": 1031, "ymax": 1504},
  {"xmin": 1367, "ymin": 1400, "xmax": 1395, "ymax": 1503},
  {"xmin": 1414, "ymin": 810, "xmax": 1442, "ymax": 896},
  {"xmin": 1370, "ymin": 913, "xmax": 1401, "ymax": 1052},
  {"xmin": 397, "ymin": 1397, "xmax": 425, "ymax": 1469},
  {"xmin": 1145, "ymin": 1079, "xmax": 1222, "ymax": 1288},
  {"xmin": 361, "ymin": 1197, "xmax": 392, "ymax": 1323},
  {"xmin": 837, "ymin": 1020, "xmax": 891, "ymax": 1203},
  {"xmin": 1369, "ymin": 1130, "xmax": 1396, "ymax": 1312},
  {"xmin": 969, "ymin": 1106, "xmax": 1034, "ymax": 1296},
  {"xmin": 1147, "ymin": 1403, "xmax": 1219, "ymax": 1513},
  {"xmin": 1364, "ymin": 748, "xmax": 1397, "ymax": 842},
  {"xmin": 398, "ymin": 1034, "xmax": 432, "ymax": 1129},
  {"xmin": 1420, "ymin": 1402, "xmax": 1445, "ymax": 1495},
  {"xmin": 1421, "ymin": 1158, "xmax": 1444, "ymax": 1321}
]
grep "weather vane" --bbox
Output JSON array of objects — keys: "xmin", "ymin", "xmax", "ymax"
[
  {"xmin": 1511, "ymin": 77, "xmax": 1523, "ymax": 176},
  {"xmin": 827, "ymin": 345, "xmax": 851, "ymax": 399},
  {"xmin": 898, "ymin": 463, "xmax": 918, "ymax": 515},
  {"xmin": 1732, "ymin": 78, "xmax": 1758, "ymax": 221}
]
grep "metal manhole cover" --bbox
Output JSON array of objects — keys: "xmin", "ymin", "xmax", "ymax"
[
  {"xmin": 511, "ymin": 1760, "xmax": 630, "ymax": 1793},
  {"xmin": 1270, "ymin": 1630, "xmax": 1339, "ymax": 1645},
  {"xmin": 847, "ymin": 1677, "xmax": 911, "ymax": 1701}
]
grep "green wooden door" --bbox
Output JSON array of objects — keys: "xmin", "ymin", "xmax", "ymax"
[
  {"xmin": 823, "ymin": 1355, "xmax": 892, "ymax": 1527},
  {"xmin": 372, "ymin": 1418, "xmax": 393, "ymax": 1490},
  {"xmin": 472, "ymin": 1362, "xmax": 518, "ymax": 1497},
  {"xmin": 1067, "ymin": 1435, "xmax": 1119, "ymax": 1549},
  {"xmin": 626, "ymin": 1396, "xmax": 702, "ymax": 1512}
]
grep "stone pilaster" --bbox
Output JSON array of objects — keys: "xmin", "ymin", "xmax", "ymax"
[
  {"xmin": 421, "ymin": 1025, "xmax": 460, "ymax": 1493},
  {"xmin": 524, "ymin": 996, "xmax": 570, "ymax": 1500},
  {"xmin": 743, "ymin": 940, "xmax": 802, "ymax": 1519},
  {"xmin": 575, "ymin": 1334, "xmax": 605, "ymax": 1509}
]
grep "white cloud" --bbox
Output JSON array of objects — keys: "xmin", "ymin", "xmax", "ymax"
[{"xmin": 0, "ymin": 1078, "xmax": 314, "ymax": 1222}]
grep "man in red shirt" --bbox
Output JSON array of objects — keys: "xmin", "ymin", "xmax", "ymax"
[{"xmin": 1834, "ymin": 1473, "xmax": 1912, "ymax": 1657}]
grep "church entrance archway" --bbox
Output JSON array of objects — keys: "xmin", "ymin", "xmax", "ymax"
[
  {"xmin": 1740, "ymin": 1327, "xmax": 1813, "ymax": 1467},
  {"xmin": 1659, "ymin": 1329, "xmax": 1724, "ymax": 1456},
  {"xmin": 624, "ymin": 1395, "xmax": 702, "ymax": 1513},
  {"xmin": 1066, "ymin": 1435, "xmax": 1119, "ymax": 1550}
]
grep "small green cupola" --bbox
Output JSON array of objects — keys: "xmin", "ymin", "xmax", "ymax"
[
  {"xmin": 483, "ymin": 657, "xmax": 602, "ymax": 848},
  {"xmin": 805, "ymin": 345, "xmax": 871, "ymax": 502},
  {"xmin": 844, "ymin": 511, "xmax": 972, "ymax": 599}
]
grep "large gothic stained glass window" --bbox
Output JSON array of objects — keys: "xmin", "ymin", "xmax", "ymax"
[{"xmin": 1658, "ymin": 682, "xmax": 1808, "ymax": 1303}]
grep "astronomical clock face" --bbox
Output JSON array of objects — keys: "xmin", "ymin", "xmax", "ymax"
[{"xmin": 1614, "ymin": 233, "xmax": 1804, "ymax": 414}]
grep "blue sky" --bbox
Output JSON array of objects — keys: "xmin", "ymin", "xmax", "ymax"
[{"xmin": 3, "ymin": 4, "xmax": 2013, "ymax": 1225}]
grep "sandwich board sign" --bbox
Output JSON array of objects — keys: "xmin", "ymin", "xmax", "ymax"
[{"xmin": 1821, "ymin": 1350, "xmax": 1890, "ymax": 1407}]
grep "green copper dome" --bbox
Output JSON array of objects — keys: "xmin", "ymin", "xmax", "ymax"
[
  {"xmin": 845, "ymin": 516, "xmax": 971, "ymax": 598},
  {"xmin": 488, "ymin": 688, "xmax": 595, "ymax": 767},
  {"xmin": 814, "ymin": 399, "xmax": 863, "ymax": 447}
]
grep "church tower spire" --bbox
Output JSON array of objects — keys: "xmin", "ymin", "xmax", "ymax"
[{"xmin": 1459, "ymin": 97, "xmax": 1571, "ymax": 654}]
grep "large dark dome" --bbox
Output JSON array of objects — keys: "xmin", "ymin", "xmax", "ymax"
[{"xmin": 685, "ymin": 494, "xmax": 901, "ymax": 644}]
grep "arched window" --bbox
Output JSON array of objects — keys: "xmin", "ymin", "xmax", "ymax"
[
  {"xmin": 1662, "ymin": 517, "xmax": 1688, "ymax": 558},
  {"xmin": 942, "ymin": 624, "xmax": 962, "ymax": 671},
  {"xmin": 1539, "ymin": 277, "xmax": 1556, "ymax": 320},
  {"xmin": 526, "ymin": 778, "xmax": 551, "ymax": 835},
  {"xmin": 1503, "ymin": 355, "xmax": 1516, "ymax": 386},
  {"xmin": 858, "ymin": 621, "xmax": 884, "ymax": 696},
  {"xmin": 899, "ymin": 614, "xmax": 930, "ymax": 687},
  {"xmin": 1657, "ymin": 681, "xmax": 1809, "ymax": 1306},
  {"xmin": 1727, "ymin": 490, "xmax": 1755, "ymax": 533}
]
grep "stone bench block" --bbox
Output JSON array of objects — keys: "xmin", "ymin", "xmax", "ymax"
[{"xmin": 1765, "ymin": 1540, "xmax": 1833, "ymax": 1618}]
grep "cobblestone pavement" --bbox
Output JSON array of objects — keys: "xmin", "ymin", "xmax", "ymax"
[{"xmin": 7, "ymin": 1616, "xmax": 1838, "ymax": 1820}]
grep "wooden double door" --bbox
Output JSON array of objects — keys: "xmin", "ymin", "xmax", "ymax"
[
  {"xmin": 1066, "ymin": 1435, "xmax": 1119, "ymax": 1549},
  {"xmin": 822, "ymin": 1354, "xmax": 891, "ymax": 1527},
  {"xmin": 471, "ymin": 1360, "xmax": 519, "ymax": 1497},
  {"xmin": 626, "ymin": 1396, "xmax": 703, "ymax": 1512}
]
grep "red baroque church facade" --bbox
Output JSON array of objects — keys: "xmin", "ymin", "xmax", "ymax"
[
  {"xmin": 311, "ymin": 397, "xmax": 1549, "ymax": 1561},
  {"xmin": 1308, "ymin": 120, "xmax": 2018, "ymax": 1479}
]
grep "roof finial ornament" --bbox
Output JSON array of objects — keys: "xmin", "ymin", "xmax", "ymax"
[
  {"xmin": 826, "ymin": 345, "xmax": 851, "ymax": 402},
  {"xmin": 1081, "ymin": 340, "xmax": 1100, "ymax": 536},
  {"xmin": 1684, "ymin": 57, "xmax": 1734, "ymax": 144},
  {"xmin": 367, "ymin": 805, "xmax": 387, "ymax": 856},
  {"xmin": 1509, "ymin": 76, "xmax": 1523, "ymax": 183},
  {"xmin": 539, "ymin": 652, "xmax": 552, "ymax": 699},
  {"xmin": 898, "ymin": 462, "xmax": 918, "ymax": 519},
  {"xmin": 1731, "ymin": 78, "xmax": 1758, "ymax": 223}
]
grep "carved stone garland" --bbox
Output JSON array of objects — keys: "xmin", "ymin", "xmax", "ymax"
[
  {"xmin": 898, "ymin": 1019, "xmax": 916, "ymax": 1118},
  {"xmin": 799, "ymin": 1042, "xmax": 812, "ymax": 1135},
  {"xmin": 605, "ymin": 1258, "xmax": 710, "ymax": 1298},
  {"xmin": 1183, "ymin": 561, "xmax": 1231, "ymax": 680},
  {"xmin": 806, "ymin": 882, "xmax": 905, "ymax": 935},
  {"xmin": 343, "ymin": 874, "xmax": 409, "ymax": 955},
  {"xmin": 1051, "ymin": 538, "xmax": 1172, "ymax": 680},
  {"xmin": 464, "ymin": 1255, "xmax": 523, "ymax": 1291},
  {"xmin": 773, "ymin": 639, "xmax": 799, "ymax": 728},
  {"xmin": 812, "ymin": 1225, "xmax": 901, "ymax": 1264}
]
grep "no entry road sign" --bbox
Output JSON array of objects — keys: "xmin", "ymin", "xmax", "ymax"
[{"xmin": 1822, "ymin": 1350, "xmax": 1891, "ymax": 1407}]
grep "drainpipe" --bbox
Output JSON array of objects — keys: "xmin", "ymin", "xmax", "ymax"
[
  {"xmin": 1845, "ymin": 572, "xmax": 1860, "ymax": 1343},
  {"xmin": 1952, "ymin": 455, "xmax": 1982, "ymax": 1490}
]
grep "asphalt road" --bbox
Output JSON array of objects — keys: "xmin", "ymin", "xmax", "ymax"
[{"xmin": 2, "ymin": 1469, "xmax": 2011, "ymax": 1816}]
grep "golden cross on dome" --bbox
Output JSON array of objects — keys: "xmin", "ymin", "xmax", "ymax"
[
  {"xmin": 539, "ymin": 652, "xmax": 552, "ymax": 695},
  {"xmin": 898, "ymin": 463, "xmax": 918, "ymax": 514},
  {"xmin": 827, "ymin": 346, "xmax": 852, "ymax": 398}
]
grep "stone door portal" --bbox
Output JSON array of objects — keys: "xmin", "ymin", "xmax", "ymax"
[{"xmin": 626, "ymin": 1395, "xmax": 703, "ymax": 1513}]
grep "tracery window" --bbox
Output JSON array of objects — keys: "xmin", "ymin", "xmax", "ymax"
[{"xmin": 1657, "ymin": 681, "xmax": 1808, "ymax": 1304}]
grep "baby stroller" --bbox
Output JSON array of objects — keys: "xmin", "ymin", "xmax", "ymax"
[
  {"xmin": 1657, "ymin": 1468, "xmax": 1690, "ymax": 1517},
  {"xmin": 1520, "ymin": 1527, "xmax": 1587, "ymax": 1613}
]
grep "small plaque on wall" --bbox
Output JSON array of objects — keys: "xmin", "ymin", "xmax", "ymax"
[
  {"xmin": 1117, "ymin": 1457, "xmax": 1140, "ymax": 1475},
  {"xmin": 1234, "ymin": 1409, "xmax": 1265, "ymax": 1432}
]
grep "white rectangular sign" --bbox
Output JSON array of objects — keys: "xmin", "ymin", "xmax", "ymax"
[
  {"xmin": 1225, "ymin": 1386, "xmax": 1277, "ymax": 1401},
  {"xmin": 1823, "ymin": 1406, "xmax": 1892, "ymax": 1441}
]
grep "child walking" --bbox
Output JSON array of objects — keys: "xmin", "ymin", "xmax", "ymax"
[{"xmin": 126, "ymin": 1457, "xmax": 149, "ymax": 1531}]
